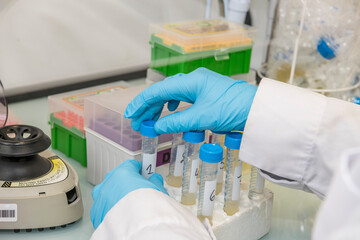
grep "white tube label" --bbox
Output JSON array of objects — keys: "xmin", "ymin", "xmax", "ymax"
[
  {"xmin": 216, "ymin": 160, "xmax": 225, "ymax": 183},
  {"xmin": 189, "ymin": 159, "xmax": 200, "ymax": 193},
  {"xmin": 201, "ymin": 180, "xmax": 217, "ymax": 216},
  {"xmin": 174, "ymin": 145, "xmax": 185, "ymax": 177},
  {"xmin": 232, "ymin": 165, "xmax": 242, "ymax": 201},
  {"xmin": 256, "ymin": 172, "xmax": 265, "ymax": 189},
  {"xmin": 0, "ymin": 204, "xmax": 17, "ymax": 222},
  {"xmin": 142, "ymin": 153, "xmax": 156, "ymax": 179}
]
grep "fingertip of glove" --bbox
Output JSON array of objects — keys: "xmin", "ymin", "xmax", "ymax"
[
  {"xmin": 154, "ymin": 121, "xmax": 167, "ymax": 135},
  {"xmin": 149, "ymin": 173, "xmax": 164, "ymax": 184},
  {"xmin": 125, "ymin": 159, "xmax": 142, "ymax": 171},
  {"xmin": 132, "ymin": 160, "xmax": 142, "ymax": 170},
  {"xmin": 125, "ymin": 93, "xmax": 148, "ymax": 118},
  {"xmin": 149, "ymin": 174, "xmax": 169, "ymax": 196},
  {"xmin": 124, "ymin": 112, "xmax": 130, "ymax": 118},
  {"xmin": 124, "ymin": 104, "xmax": 134, "ymax": 118},
  {"xmin": 130, "ymin": 119, "xmax": 141, "ymax": 131}
]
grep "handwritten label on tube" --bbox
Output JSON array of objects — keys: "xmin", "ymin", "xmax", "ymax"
[
  {"xmin": 174, "ymin": 145, "xmax": 185, "ymax": 177},
  {"xmin": 232, "ymin": 165, "xmax": 242, "ymax": 201},
  {"xmin": 142, "ymin": 153, "xmax": 156, "ymax": 179},
  {"xmin": 202, "ymin": 180, "xmax": 217, "ymax": 216},
  {"xmin": 216, "ymin": 160, "xmax": 225, "ymax": 183},
  {"xmin": 189, "ymin": 159, "xmax": 200, "ymax": 193}
]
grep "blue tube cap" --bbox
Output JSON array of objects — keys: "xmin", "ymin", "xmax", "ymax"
[
  {"xmin": 317, "ymin": 37, "xmax": 337, "ymax": 60},
  {"xmin": 183, "ymin": 131, "xmax": 205, "ymax": 143},
  {"xmin": 225, "ymin": 132, "xmax": 243, "ymax": 149},
  {"xmin": 200, "ymin": 143, "xmax": 223, "ymax": 163},
  {"xmin": 140, "ymin": 120, "xmax": 159, "ymax": 137}
]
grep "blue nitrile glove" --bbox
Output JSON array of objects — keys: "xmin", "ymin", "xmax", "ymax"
[
  {"xmin": 125, "ymin": 67, "xmax": 257, "ymax": 134},
  {"xmin": 90, "ymin": 160, "xmax": 168, "ymax": 229}
]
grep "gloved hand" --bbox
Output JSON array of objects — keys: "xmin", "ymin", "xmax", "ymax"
[
  {"xmin": 125, "ymin": 67, "xmax": 257, "ymax": 134},
  {"xmin": 90, "ymin": 160, "xmax": 168, "ymax": 229}
]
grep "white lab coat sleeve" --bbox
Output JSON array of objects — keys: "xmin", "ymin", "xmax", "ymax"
[
  {"xmin": 312, "ymin": 149, "xmax": 360, "ymax": 240},
  {"xmin": 90, "ymin": 188, "xmax": 213, "ymax": 240},
  {"xmin": 240, "ymin": 78, "xmax": 360, "ymax": 198}
]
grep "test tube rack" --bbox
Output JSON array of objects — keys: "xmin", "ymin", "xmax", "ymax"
[{"xmin": 160, "ymin": 163, "xmax": 273, "ymax": 240}]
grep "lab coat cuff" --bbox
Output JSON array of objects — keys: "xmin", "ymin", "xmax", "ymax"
[
  {"xmin": 313, "ymin": 149, "xmax": 360, "ymax": 239},
  {"xmin": 240, "ymin": 78, "xmax": 327, "ymax": 190}
]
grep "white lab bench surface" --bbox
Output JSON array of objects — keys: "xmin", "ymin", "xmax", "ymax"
[{"xmin": 1, "ymin": 77, "xmax": 322, "ymax": 240}]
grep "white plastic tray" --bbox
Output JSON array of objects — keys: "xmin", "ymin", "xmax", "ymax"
[{"xmin": 85, "ymin": 127, "xmax": 171, "ymax": 185}]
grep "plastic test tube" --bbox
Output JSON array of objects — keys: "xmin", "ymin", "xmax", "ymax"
[
  {"xmin": 140, "ymin": 120, "xmax": 159, "ymax": 179},
  {"xmin": 248, "ymin": 166, "xmax": 265, "ymax": 200},
  {"xmin": 211, "ymin": 131, "xmax": 226, "ymax": 195},
  {"xmin": 223, "ymin": 132, "xmax": 243, "ymax": 216},
  {"xmin": 197, "ymin": 143, "xmax": 223, "ymax": 224},
  {"xmin": 167, "ymin": 132, "xmax": 185, "ymax": 187},
  {"xmin": 181, "ymin": 131, "xmax": 205, "ymax": 205}
]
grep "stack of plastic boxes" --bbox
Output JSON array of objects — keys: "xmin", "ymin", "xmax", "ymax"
[
  {"xmin": 84, "ymin": 85, "xmax": 190, "ymax": 185},
  {"xmin": 48, "ymin": 82, "xmax": 129, "ymax": 166},
  {"xmin": 149, "ymin": 19, "xmax": 256, "ymax": 77}
]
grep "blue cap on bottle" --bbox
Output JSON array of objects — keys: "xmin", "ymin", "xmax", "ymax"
[
  {"xmin": 200, "ymin": 143, "xmax": 223, "ymax": 163},
  {"xmin": 140, "ymin": 120, "xmax": 159, "ymax": 137},
  {"xmin": 353, "ymin": 97, "xmax": 360, "ymax": 105},
  {"xmin": 317, "ymin": 37, "xmax": 337, "ymax": 60},
  {"xmin": 225, "ymin": 132, "xmax": 243, "ymax": 150},
  {"xmin": 183, "ymin": 131, "xmax": 205, "ymax": 143}
]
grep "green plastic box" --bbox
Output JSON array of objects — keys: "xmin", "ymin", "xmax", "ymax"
[
  {"xmin": 50, "ymin": 114, "xmax": 87, "ymax": 167},
  {"xmin": 149, "ymin": 19, "xmax": 255, "ymax": 76},
  {"xmin": 150, "ymin": 35, "xmax": 252, "ymax": 76}
]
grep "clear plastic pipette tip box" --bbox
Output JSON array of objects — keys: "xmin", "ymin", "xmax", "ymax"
[{"xmin": 84, "ymin": 85, "xmax": 190, "ymax": 152}]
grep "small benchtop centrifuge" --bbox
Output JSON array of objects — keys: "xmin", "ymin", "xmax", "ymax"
[{"xmin": 0, "ymin": 81, "xmax": 83, "ymax": 232}]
